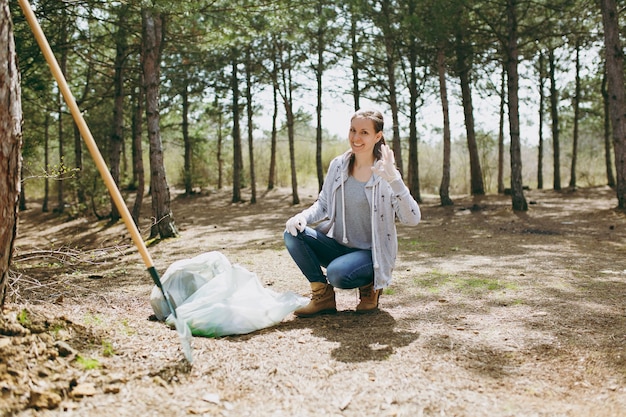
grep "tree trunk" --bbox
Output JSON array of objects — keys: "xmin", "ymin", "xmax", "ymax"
[
  {"xmin": 537, "ymin": 51, "xmax": 545, "ymax": 190},
  {"xmin": 549, "ymin": 48, "xmax": 561, "ymax": 191},
  {"xmin": 437, "ymin": 48, "xmax": 453, "ymax": 206},
  {"xmin": 459, "ymin": 70, "xmax": 485, "ymax": 196},
  {"xmin": 384, "ymin": 51, "xmax": 403, "ymax": 174},
  {"xmin": 601, "ymin": 65, "xmax": 616, "ymax": 188},
  {"xmin": 182, "ymin": 81, "xmax": 192, "ymax": 195},
  {"xmin": 142, "ymin": 8, "xmax": 178, "ymax": 239},
  {"xmin": 506, "ymin": 0, "xmax": 527, "ymax": 211},
  {"xmin": 56, "ymin": 90, "xmax": 65, "ymax": 212},
  {"xmin": 379, "ymin": 0, "xmax": 403, "ymax": 174},
  {"xmin": 231, "ymin": 54, "xmax": 243, "ymax": 203},
  {"xmin": 73, "ymin": 123, "xmax": 85, "ymax": 207},
  {"xmin": 131, "ymin": 82, "xmax": 144, "ymax": 225},
  {"xmin": 569, "ymin": 40, "xmax": 581, "ymax": 189},
  {"xmin": 56, "ymin": 12, "xmax": 68, "ymax": 213},
  {"xmin": 286, "ymin": 100, "xmax": 299, "ymax": 205},
  {"xmin": 498, "ymin": 63, "xmax": 506, "ymax": 194},
  {"xmin": 600, "ymin": 0, "xmax": 625, "ymax": 208},
  {"xmin": 110, "ymin": 6, "xmax": 127, "ymax": 220},
  {"xmin": 315, "ymin": 5, "xmax": 324, "ymax": 192},
  {"xmin": 455, "ymin": 30, "xmax": 485, "ymax": 196},
  {"xmin": 267, "ymin": 61, "xmax": 278, "ymax": 191},
  {"xmin": 277, "ymin": 42, "xmax": 300, "ymax": 205},
  {"xmin": 19, "ymin": 164, "xmax": 26, "ymax": 211},
  {"xmin": 245, "ymin": 47, "xmax": 257, "ymax": 204},
  {"xmin": 55, "ymin": 7, "xmax": 69, "ymax": 213},
  {"xmin": 0, "ymin": 0, "xmax": 22, "ymax": 306},
  {"xmin": 216, "ymin": 96, "xmax": 224, "ymax": 190},
  {"xmin": 406, "ymin": 2, "xmax": 421, "ymax": 203},
  {"xmin": 284, "ymin": 61, "xmax": 299, "ymax": 205},
  {"xmin": 349, "ymin": 7, "xmax": 360, "ymax": 111},
  {"xmin": 43, "ymin": 113, "xmax": 50, "ymax": 212}
]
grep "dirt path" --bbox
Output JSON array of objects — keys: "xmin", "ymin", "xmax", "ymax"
[{"xmin": 2, "ymin": 186, "xmax": 626, "ymax": 416}]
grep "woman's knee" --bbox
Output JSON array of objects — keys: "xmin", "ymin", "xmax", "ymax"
[
  {"xmin": 326, "ymin": 264, "xmax": 354, "ymax": 289},
  {"xmin": 285, "ymin": 230, "xmax": 314, "ymax": 258},
  {"xmin": 284, "ymin": 230, "xmax": 300, "ymax": 248},
  {"xmin": 326, "ymin": 272, "xmax": 347, "ymax": 289},
  {"xmin": 327, "ymin": 258, "xmax": 373, "ymax": 289}
]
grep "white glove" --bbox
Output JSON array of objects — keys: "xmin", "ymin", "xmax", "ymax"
[
  {"xmin": 372, "ymin": 144, "xmax": 401, "ymax": 183},
  {"xmin": 285, "ymin": 213, "xmax": 307, "ymax": 236}
]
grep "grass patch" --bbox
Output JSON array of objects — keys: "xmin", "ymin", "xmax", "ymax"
[
  {"xmin": 119, "ymin": 319, "xmax": 136, "ymax": 336},
  {"xmin": 83, "ymin": 313, "xmax": 104, "ymax": 326},
  {"xmin": 454, "ymin": 277, "xmax": 515, "ymax": 293},
  {"xmin": 102, "ymin": 340, "xmax": 116, "ymax": 357},
  {"xmin": 76, "ymin": 355, "xmax": 101, "ymax": 370},
  {"xmin": 414, "ymin": 270, "xmax": 518, "ymax": 296},
  {"xmin": 50, "ymin": 323, "xmax": 66, "ymax": 336},
  {"xmin": 383, "ymin": 287, "xmax": 396, "ymax": 296},
  {"xmin": 413, "ymin": 270, "xmax": 456, "ymax": 294},
  {"xmin": 17, "ymin": 309, "xmax": 31, "ymax": 327},
  {"xmin": 402, "ymin": 239, "xmax": 439, "ymax": 252}
]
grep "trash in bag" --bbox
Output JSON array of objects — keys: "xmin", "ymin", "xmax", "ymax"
[
  {"xmin": 150, "ymin": 251, "xmax": 230, "ymax": 321},
  {"xmin": 150, "ymin": 251, "xmax": 308, "ymax": 337}
]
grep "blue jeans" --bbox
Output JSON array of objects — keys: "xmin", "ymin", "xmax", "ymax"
[{"xmin": 284, "ymin": 227, "xmax": 373, "ymax": 289}]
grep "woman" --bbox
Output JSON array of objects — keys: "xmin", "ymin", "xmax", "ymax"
[{"xmin": 284, "ymin": 109, "xmax": 421, "ymax": 317}]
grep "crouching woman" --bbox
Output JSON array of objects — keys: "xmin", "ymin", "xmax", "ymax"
[{"xmin": 284, "ymin": 109, "xmax": 421, "ymax": 317}]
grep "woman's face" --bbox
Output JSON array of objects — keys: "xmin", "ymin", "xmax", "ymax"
[{"xmin": 348, "ymin": 117, "xmax": 382, "ymax": 158}]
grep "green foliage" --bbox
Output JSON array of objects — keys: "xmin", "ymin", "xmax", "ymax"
[
  {"xmin": 16, "ymin": 309, "xmax": 31, "ymax": 327},
  {"xmin": 13, "ymin": 0, "xmax": 615, "ymax": 209},
  {"xmin": 160, "ymin": 112, "xmax": 346, "ymax": 190},
  {"xmin": 382, "ymin": 287, "xmax": 396, "ymax": 296},
  {"xmin": 50, "ymin": 323, "xmax": 66, "ymax": 336},
  {"xmin": 75, "ymin": 355, "xmax": 101, "ymax": 370},
  {"xmin": 101, "ymin": 340, "xmax": 116, "ymax": 357}
]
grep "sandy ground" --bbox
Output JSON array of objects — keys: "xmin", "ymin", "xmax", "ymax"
[{"xmin": 2, "ymin": 185, "xmax": 626, "ymax": 416}]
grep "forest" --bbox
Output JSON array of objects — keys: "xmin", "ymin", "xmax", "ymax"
[
  {"xmin": 6, "ymin": 0, "xmax": 626, "ymax": 229},
  {"xmin": 1, "ymin": 0, "xmax": 626, "ymax": 415}
]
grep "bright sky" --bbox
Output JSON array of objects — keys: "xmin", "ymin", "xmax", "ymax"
[{"xmin": 256, "ymin": 45, "xmax": 601, "ymax": 149}]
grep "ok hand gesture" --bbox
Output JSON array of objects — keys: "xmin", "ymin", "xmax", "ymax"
[{"xmin": 372, "ymin": 144, "xmax": 400, "ymax": 183}]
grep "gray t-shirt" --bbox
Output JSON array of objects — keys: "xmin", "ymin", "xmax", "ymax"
[{"xmin": 334, "ymin": 176, "xmax": 372, "ymax": 249}]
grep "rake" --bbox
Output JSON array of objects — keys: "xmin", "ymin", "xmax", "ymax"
[{"xmin": 18, "ymin": 0, "xmax": 193, "ymax": 363}]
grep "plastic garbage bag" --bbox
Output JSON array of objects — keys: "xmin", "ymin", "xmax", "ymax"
[
  {"xmin": 150, "ymin": 251, "xmax": 231, "ymax": 321},
  {"xmin": 150, "ymin": 251, "xmax": 308, "ymax": 337}
]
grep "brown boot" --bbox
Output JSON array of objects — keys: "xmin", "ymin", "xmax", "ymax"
[
  {"xmin": 356, "ymin": 283, "xmax": 381, "ymax": 314},
  {"xmin": 294, "ymin": 282, "xmax": 337, "ymax": 318}
]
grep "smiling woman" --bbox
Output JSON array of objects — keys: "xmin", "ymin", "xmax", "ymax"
[{"xmin": 283, "ymin": 109, "xmax": 421, "ymax": 318}]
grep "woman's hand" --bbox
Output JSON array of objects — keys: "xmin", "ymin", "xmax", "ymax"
[
  {"xmin": 285, "ymin": 214, "xmax": 307, "ymax": 236},
  {"xmin": 372, "ymin": 144, "xmax": 401, "ymax": 183}
]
